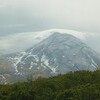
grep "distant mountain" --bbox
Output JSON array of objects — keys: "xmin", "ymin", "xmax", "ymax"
[{"xmin": 6, "ymin": 32, "xmax": 100, "ymax": 79}]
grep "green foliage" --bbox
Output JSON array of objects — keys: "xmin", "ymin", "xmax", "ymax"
[
  {"xmin": 1, "ymin": 70, "xmax": 100, "ymax": 100},
  {"xmin": 56, "ymin": 84, "xmax": 100, "ymax": 100}
]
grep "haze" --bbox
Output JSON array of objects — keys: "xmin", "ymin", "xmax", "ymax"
[{"xmin": 0, "ymin": 0, "xmax": 100, "ymax": 54}]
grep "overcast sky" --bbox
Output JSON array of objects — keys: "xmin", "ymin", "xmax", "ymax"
[
  {"xmin": 0, "ymin": 0, "xmax": 100, "ymax": 35},
  {"xmin": 0, "ymin": 0, "xmax": 100, "ymax": 54}
]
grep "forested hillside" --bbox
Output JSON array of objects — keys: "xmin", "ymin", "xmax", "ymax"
[{"xmin": 1, "ymin": 70, "xmax": 100, "ymax": 100}]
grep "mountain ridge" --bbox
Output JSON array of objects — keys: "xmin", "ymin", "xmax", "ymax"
[{"xmin": 7, "ymin": 32, "xmax": 100, "ymax": 76}]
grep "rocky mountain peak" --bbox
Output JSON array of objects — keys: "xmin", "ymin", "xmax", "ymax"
[{"xmin": 6, "ymin": 32, "xmax": 100, "ymax": 77}]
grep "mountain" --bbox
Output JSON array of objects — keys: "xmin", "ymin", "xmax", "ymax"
[{"xmin": 6, "ymin": 32, "xmax": 100, "ymax": 80}]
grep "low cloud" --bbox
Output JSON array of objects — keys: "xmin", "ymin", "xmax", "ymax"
[{"xmin": 0, "ymin": 29, "xmax": 100, "ymax": 55}]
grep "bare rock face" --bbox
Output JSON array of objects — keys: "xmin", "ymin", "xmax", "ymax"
[
  {"xmin": 0, "ymin": 58, "xmax": 15, "ymax": 74},
  {"xmin": 0, "ymin": 57, "xmax": 16, "ymax": 84}
]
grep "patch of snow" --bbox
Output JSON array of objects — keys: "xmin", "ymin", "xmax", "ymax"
[
  {"xmin": 41, "ymin": 54, "xmax": 58, "ymax": 73},
  {"xmin": 8, "ymin": 52, "xmax": 27, "ymax": 73},
  {"xmin": 0, "ymin": 75, "xmax": 7, "ymax": 84},
  {"xmin": 51, "ymin": 66, "xmax": 58, "ymax": 73},
  {"xmin": 91, "ymin": 64, "xmax": 97, "ymax": 69},
  {"xmin": 37, "ymin": 67, "xmax": 40, "ymax": 70},
  {"xmin": 62, "ymin": 56, "xmax": 65, "ymax": 58},
  {"xmin": 33, "ymin": 55, "xmax": 39, "ymax": 62},
  {"xmin": 73, "ymin": 53, "xmax": 76, "ymax": 56},
  {"xmin": 54, "ymin": 58, "xmax": 56, "ymax": 61},
  {"xmin": 88, "ymin": 54, "xmax": 97, "ymax": 68},
  {"xmin": 41, "ymin": 55, "xmax": 49, "ymax": 66},
  {"xmin": 29, "ymin": 62, "xmax": 33, "ymax": 69}
]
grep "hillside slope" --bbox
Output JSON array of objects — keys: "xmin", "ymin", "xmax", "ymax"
[{"xmin": 7, "ymin": 32, "xmax": 100, "ymax": 76}]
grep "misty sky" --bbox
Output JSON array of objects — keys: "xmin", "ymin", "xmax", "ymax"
[
  {"xmin": 0, "ymin": 0, "xmax": 100, "ymax": 35},
  {"xmin": 0, "ymin": 0, "xmax": 100, "ymax": 54}
]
